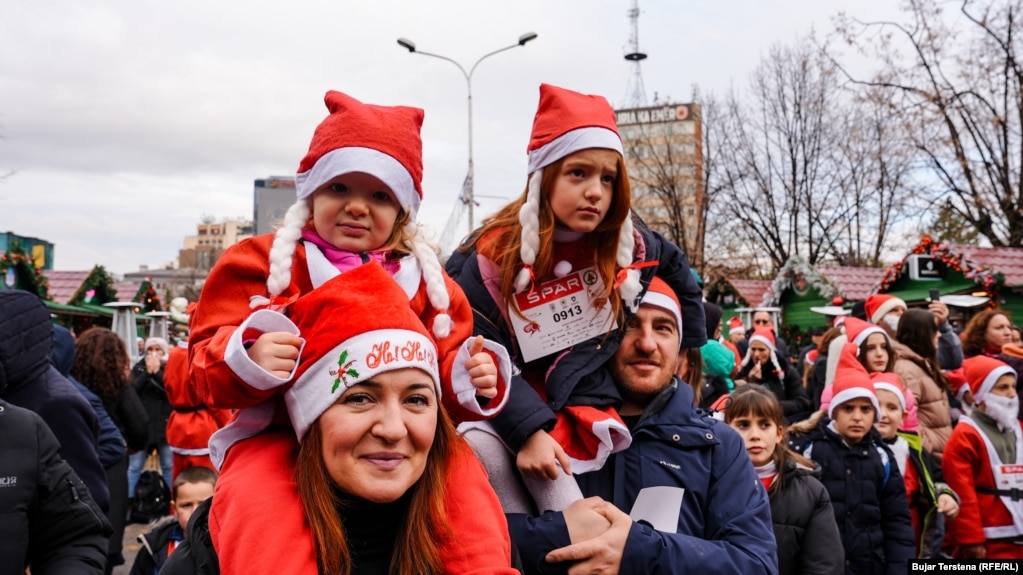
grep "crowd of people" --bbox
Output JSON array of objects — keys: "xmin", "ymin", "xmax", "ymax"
[{"xmin": 1, "ymin": 82, "xmax": 1021, "ymax": 575}]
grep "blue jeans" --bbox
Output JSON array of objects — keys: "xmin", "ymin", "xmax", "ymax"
[{"xmin": 127, "ymin": 443, "xmax": 174, "ymax": 497}]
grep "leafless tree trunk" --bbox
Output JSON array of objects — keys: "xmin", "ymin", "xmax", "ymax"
[{"xmin": 833, "ymin": 0, "xmax": 1023, "ymax": 247}]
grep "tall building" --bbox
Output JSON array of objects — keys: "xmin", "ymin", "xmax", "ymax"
[
  {"xmin": 254, "ymin": 176, "xmax": 297, "ymax": 236},
  {"xmin": 615, "ymin": 102, "xmax": 705, "ymax": 269},
  {"xmin": 178, "ymin": 218, "xmax": 254, "ymax": 272}
]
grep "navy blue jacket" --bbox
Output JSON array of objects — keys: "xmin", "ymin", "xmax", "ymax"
[
  {"xmin": 51, "ymin": 325, "xmax": 126, "ymax": 470},
  {"xmin": 508, "ymin": 382, "xmax": 777, "ymax": 575},
  {"xmin": 790, "ymin": 420, "xmax": 915, "ymax": 575},
  {"xmin": 446, "ymin": 216, "xmax": 706, "ymax": 451},
  {"xmin": 0, "ymin": 290, "xmax": 110, "ymax": 513}
]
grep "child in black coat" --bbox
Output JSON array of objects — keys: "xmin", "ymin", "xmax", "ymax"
[
  {"xmin": 130, "ymin": 466, "xmax": 217, "ymax": 575},
  {"xmin": 789, "ymin": 344, "xmax": 915, "ymax": 575}
]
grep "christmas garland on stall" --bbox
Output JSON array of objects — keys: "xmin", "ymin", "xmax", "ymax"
[
  {"xmin": 877, "ymin": 236, "xmax": 1004, "ymax": 304},
  {"xmin": 764, "ymin": 255, "xmax": 837, "ymax": 306},
  {"xmin": 0, "ymin": 246, "xmax": 49, "ymax": 298}
]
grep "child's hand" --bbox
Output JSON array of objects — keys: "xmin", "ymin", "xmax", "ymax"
[
  {"xmin": 247, "ymin": 331, "xmax": 302, "ymax": 378},
  {"xmin": 517, "ymin": 429, "xmax": 572, "ymax": 481},
  {"xmin": 465, "ymin": 335, "xmax": 498, "ymax": 399},
  {"xmin": 959, "ymin": 544, "xmax": 986, "ymax": 559},
  {"xmin": 936, "ymin": 493, "xmax": 960, "ymax": 519}
]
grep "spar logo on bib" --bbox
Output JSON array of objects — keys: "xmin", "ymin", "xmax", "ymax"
[{"xmin": 515, "ymin": 274, "xmax": 584, "ymax": 310}]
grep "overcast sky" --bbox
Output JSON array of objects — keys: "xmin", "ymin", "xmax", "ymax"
[{"xmin": 1, "ymin": 0, "xmax": 903, "ymax": 275}]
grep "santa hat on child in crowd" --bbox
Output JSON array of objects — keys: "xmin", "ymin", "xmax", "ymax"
[
  {"xmin": 740, "ymin": 326, "xmax": 784, "ymax": 376},
  {"xmin": 842, "ymin": 316, "xmax": 890, "ymax": 347},
  {"xmin": 962, "ymin": 355, "xmax": 1017, "ymax": 405},
  {"xmin": 828, "ymin": 343, "xmax": 881, "ymax": 421},
  {"xmin": 210, "ymin": 263, "xmax": 441, "ymax": 466},
  {"xmin": 864, "ymin": 294, "xmax": 907, "ymax": 325},
  {"xmin": 728, "ymin": 316, "xmax": 746, "ymax": 336},
  {"xmin": 515, "ymin": 84, "xmax": 643, "ymax": 308},
  {"xmin": 257, "ymin": 90, "xmax": 453, "ymax": 338}
]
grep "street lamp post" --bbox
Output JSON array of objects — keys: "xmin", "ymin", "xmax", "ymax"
[{"xmin": 397, "ymin": 32, "xmax": 538, "ymax": 235}]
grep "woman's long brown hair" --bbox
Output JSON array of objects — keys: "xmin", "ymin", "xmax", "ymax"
[
  {"xmin": 296, "ymin": 401, "xmax": 460, "ymax": 575},
  {"xmin": 70, "ymin": 327, "xmax": 132, "ymax": 403},
  {"xmin": 960, "ymin": 309, "xmax": 1008, "ymax": 357},
  {"xmin": 458, "ymin": 153, "xmax": 633, "ymax": 321}
]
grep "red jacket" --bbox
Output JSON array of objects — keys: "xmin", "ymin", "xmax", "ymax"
[
  {"xmin": 942, "ymin": 416, "xmax": 1023, "ymax": 558},
  {"xmin": 164, "ymin": 345, "xmax": 232, "ymax": 456},
  {"xmin": 189, "ymin": 234, "xmax": 508, "ymax": 424},
  {"xmin": 210, "ymin": 430, "xmax": 517, "ymax": 574}
]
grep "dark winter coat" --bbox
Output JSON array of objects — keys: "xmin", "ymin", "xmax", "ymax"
[
  {"xmin": 129, "ymin": 516, "xmax": 183, "ymax": 575},
  {"xmin": 445, "ymin": 215, "xmax": 707, "ymax": 451},
  {"xmin": 790, "ymin": 419, "xmax": 915, "ymax": 575},
  {"xmin": 0, "ymin": 399, "xmax": 111, "ymax": 575},
  {"xmin": 51, "ymin": 325, "xmax": 126, "ymax": 470},
  {"xmin": 508, "ymin": 381, "xmax": 778, "ymax": 575},
  {"xmin": 770, "ymin": 460, "xmax": 844, "ymax": 575},
  {"xmin": 104, "ymin": 385, "xmax": 150, "ymax": 454},
  {"xmin": 0, "ymin": 290, "xmax": 110, "ymax": 513},
  {"xmin": 131, "ymin": 358, "xmax": 173, "ymax": 446}
]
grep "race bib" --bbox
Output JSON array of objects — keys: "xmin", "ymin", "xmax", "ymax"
[
  {"xmin": 995, "ymin": 464, "xmax": 1023, "ymax": 491},
  {"xmin": 509, "ymin": 267, "xmax": 616, "ymax": 362}
]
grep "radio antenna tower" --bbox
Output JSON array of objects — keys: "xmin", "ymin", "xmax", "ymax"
[{"xmin": 624, "ymin": 0, "xmax": 648, "ymax": 108}]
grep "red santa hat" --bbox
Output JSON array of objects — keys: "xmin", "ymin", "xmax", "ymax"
[
  {"xmin": 805, "ymin": 348, "xmax": 819, "ymax": 367},
  {"xmin": 829, "ymin": 343, "xmax": 880, "ymax": 421},
  {"xmin": 728, "ymin": 316, "xmax": 746, "ymax": 336},
  {"xmin": 296, "ymin": 90, "xmax": 423, "ymax": 215},
  {"xmin": 864, "ymin": 294, "xmax": 907, "ymax": 324},
  {"xmin": 962, "ymin": 355, "xmax": 1017, "ymax": 404},
  {"xmin": 870, "ymin": 372, "xmax": 907, "ymax": 412},
  {"xmin": 258, "ymin": 90, "xmax": 452, "ymax": 338},
  {"xmin": 283, "ymin": 262, "xmax": 439, "ymax": 440},
  {"xmin": 748, "ymin": 326, "xmax": 776, "ymax": 352},
  {"xmin": 842, "ymin": 316, "xmax": 890, "ymax": 348},
  {"xmin": 640, "ymin": 276, "xmax": 682, "ymax": 333},
  {"xmin": 515, "ymin": 84, "xmax": 641, "ymax": 308}
]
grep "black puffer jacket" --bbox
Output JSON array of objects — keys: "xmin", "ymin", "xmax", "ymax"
[
  {"xmin": 0, "ymin": 399, "xmax": 111, "ymax": 574},
  {"xmin": 769, "ymin": 460, "xmax": 844, "ymax": 575},
  {"xmin": 790, "ymin": 420, "xmax": 915, "ymax": 575},
  {"xmin": 0, "ymin": 290, "xmax": 110, "ymax": 512}
]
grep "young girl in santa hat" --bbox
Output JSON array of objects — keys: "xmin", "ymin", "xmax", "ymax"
[
  {"xmin": 446, "ymin": 83, "xmax": 706, "ymax": 513},
  {"xmin": 188, "ymin": 90, "xmax": 514, "ymax": 574},
  {"xmin": 871, "ymin": 373, "xmax": 960, "ymax": 559},
  {"xmin": 788, "ymin": 343, "xmax": 915, "ymax": 575},
  {"xmin": 942, "ymin": 355, "xmax": 1023, "ymax": 559},
  {"xmin": 724, "ymin": 384, "xmax": 844, "ymax": 575},
  {"xmin": 735, "ymin": 326, "xmax": 810, "ymax": 417}
]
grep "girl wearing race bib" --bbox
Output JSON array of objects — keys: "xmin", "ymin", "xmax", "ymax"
[{"xmin": 446, "ymin": 83, "xmax": 705, "ymax": 513}]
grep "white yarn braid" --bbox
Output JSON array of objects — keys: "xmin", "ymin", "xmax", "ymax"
[
  {"xmin": 616, "ymin": 214, "xmax": 642, "ymax": 311},
  {"xmin": 252, "ymin": 200, "xmax": 309, "ymax": 309},
  {"xmin": 406, "ymin": 222, "xmax": 452, "ymax": 339},
  {"xmin": 514, "ymin": 170, "xmax": 543, "ymax": 293}
]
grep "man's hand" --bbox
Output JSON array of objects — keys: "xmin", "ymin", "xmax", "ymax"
[
  {"xmin": 929, "ymin": 300, "xmax": 950, "ymax": 326},
  {"xmin": 516, "ymin": 429, "xmax": 572, "ymax": 480},
  {"xmin": 465, "ymin": 335, "xmax": 498, "ymax": 399},
  {"xmin": 563, "ymin": 497, "xmax": 612, "ymax": 544},
  {"xmin": 936, "ymin": 493, "xmax": 960, "ymax": 519},
  {"xmin": 247, "ymin": 331, "xmax": 302, "ymax": 378},
  {"xmin": 546, "ymin": 498, "xmax": 631, "ymax": 575}
]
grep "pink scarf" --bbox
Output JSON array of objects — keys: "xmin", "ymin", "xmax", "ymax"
[{"xmin": 301, "ymin": 229, "xmax": 399, "ymax": 275}]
